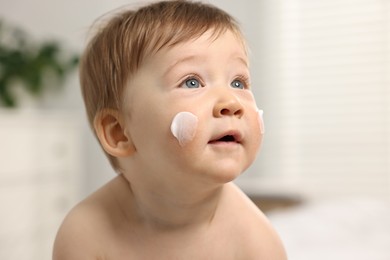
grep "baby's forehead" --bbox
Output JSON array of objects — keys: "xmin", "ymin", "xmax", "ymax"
[{"xmin": 144, "ymin": 29, "xmax": 248, "ymax": 65}]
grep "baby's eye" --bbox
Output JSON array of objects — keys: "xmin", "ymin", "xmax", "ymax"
[
  {"xmin": 181, "ymin": 77, "xmax": 203, "ymax": 88},
  {"xmin": 231, "ymin": 79, "xmax": 245, "ymax": 89}
]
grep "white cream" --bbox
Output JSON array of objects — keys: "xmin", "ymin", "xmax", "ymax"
[
  {"xmin": 257, "ymin": 109, "xmax": 265, "ymax": 134},
  {"xmin": 170, "ymin": 111, "xmax": 198, "ymax": 146}
]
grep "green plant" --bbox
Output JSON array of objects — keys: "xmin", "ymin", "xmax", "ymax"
[{"xmin": 0, "ymin": 20, "xmax": 79, "ymax": 107}]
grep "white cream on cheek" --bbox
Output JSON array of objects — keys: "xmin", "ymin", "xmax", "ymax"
[
  {"xmin": 257, "ymin": 108, "xmax": 265, "ymax": 134},
  {"xmin": 170, "ymin": 111, "xmax": 199, "ymax": 146}
]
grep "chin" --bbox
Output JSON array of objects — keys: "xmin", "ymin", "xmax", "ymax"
[{"xmin": 205, "ymin": 164, "xmax": 247, "ymax": 184}]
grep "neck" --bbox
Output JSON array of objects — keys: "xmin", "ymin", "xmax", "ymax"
[{"xmin": 120, "ymin": 174, "xmax": 225, "ymax": 231}]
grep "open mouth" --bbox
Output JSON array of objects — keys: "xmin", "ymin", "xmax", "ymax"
[
  {"xmin": 218, "ymin": 135, "xmax": 236, "ymax": 142},
  {"xmin": 208, "ymin": 132, "xmax": 241, "ymax": 144}
]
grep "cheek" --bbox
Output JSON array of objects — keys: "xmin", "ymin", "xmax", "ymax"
[
  {"xmin": 126, "ymin": 107, "xmax": 170, "ymax": 154},
  {"xmin": 247, "ymin": 108, "xmax": 264, "ymax": 153}
]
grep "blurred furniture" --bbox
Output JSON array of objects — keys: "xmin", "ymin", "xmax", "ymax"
[
  {"xmin": 0, "ymin": 111, "xmax": 82, "ymax": 260},
  {"xmin": 268, "ymin": 198, "xmax": 390, "ymax": 260}
]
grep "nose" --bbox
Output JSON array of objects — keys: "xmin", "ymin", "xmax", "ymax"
[{"xmin": 213, "ymin": 91, "xmax": 244, "ymax": 118}]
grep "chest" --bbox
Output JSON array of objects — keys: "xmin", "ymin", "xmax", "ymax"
[{"xmin": 104, "ymin": 228, "xmax": 247, "ymax": 260}]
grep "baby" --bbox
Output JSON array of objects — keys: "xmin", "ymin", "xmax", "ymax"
[{"xmin": 53, "ymin": 1, "xmax": 286, "ymax": 259}]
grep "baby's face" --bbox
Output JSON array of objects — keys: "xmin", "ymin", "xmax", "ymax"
[{"xmin": 122, "ymin": 30, "xmax": 263, "ymax": 184}]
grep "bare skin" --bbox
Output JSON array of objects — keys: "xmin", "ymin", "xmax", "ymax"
[
  {"xmin": 53, "ymin": 176, "xmax": 286, "ymax": 259},
  {"xmin": 53, "ymin": 30, "xmax": 287, "ymax": 259}
]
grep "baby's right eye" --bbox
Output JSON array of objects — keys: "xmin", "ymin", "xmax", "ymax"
[{"xmin": 181, "ymin": 76, "xmax": 203, "ymax": 89}]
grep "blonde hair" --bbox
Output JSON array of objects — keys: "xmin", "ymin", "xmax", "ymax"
[{"xmin": 80, "ymin": 0, "xmax": 244, "ymax": 170}]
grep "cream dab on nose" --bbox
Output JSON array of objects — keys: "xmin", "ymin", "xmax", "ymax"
[{"xmin": 170, "ymin": 111, "xmax": 198, "ymax": 146}]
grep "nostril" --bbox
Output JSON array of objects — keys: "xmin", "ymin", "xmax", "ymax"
[
  {"xmin": 218, "ymin": 107, "xmax": 244, "ymax": 117},
  {"xmin": 234, "ymin": 108, "xmax": 243, "ymax": 117},
  {"xmin": 214, "ymin": 99, "xmax": 245, "ymax": 118},
  {"xmin": 220, "ymin": 108, "xmax": 230, "ymax": 115}
]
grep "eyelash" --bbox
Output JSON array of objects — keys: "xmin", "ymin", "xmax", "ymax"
[
  {"xmin": 178, "ymin": 74, "xmax": 251, "ymax": 89},
  {"xmin": 233, "ymin": 75, "xmax": 251, "ymax": 89},
  {"xmin": 179, "ymin": 74, "xmax": 205, "ymax": 88}
]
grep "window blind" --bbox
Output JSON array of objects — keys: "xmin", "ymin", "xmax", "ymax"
[{"xmin": 238, "ymin": 0, "xmax": 390, "ymax": 199}]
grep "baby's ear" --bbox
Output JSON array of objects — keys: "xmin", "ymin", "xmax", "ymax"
[{"xmin": 94, "ymin": 109, "xmax": 135, "ymax": 157}]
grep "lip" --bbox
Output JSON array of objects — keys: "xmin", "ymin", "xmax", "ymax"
[{"xmin": 208, "ymin": 130, "xmax": 243, "ymax": 144}]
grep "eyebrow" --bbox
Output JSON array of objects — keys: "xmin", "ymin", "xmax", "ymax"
[
  {"xmin": 236, "ymin": 56, "xmax": 250, "ymax": 67},
  {"xmin": 164, "ymin": 54, "xmax": 249, "ymax": 77},
  {"xmin": 164, "ymin": 55, "xmax": 201, "ymax": 77}
]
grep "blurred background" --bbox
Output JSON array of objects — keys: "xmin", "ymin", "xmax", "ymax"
[{"xmin": 0, "ymin": 0, "xmax": 389, "ymax": 259}]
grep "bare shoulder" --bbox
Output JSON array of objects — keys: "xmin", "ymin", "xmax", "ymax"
[
  {"xmin": 52, "ymin": 200, "xmax": 104, "ymax": 259},
  {"xmin": 222, "ymin": 183, "xmax": 287, "ymax": 260},
  {"xmin": 53, "ymin": 176, "xmax": 129, "ymax": 260}
]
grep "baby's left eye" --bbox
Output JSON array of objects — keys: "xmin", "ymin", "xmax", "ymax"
[{"xmin": 231, "ymin": 79, "xmax": 245, "ymax": 89}]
